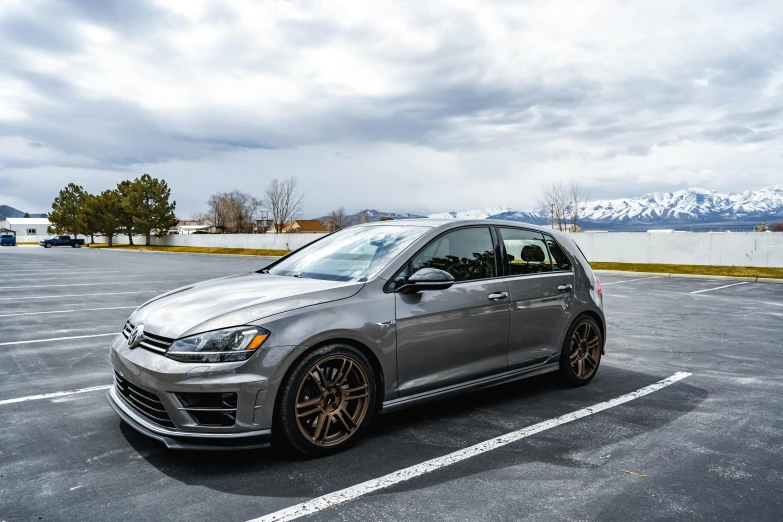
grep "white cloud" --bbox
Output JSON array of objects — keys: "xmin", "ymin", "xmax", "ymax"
[{"xmin": 0, "ymin": 0, "xmax": 782, "ymax": 215}]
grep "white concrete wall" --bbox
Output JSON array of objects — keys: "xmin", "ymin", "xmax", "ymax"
[
  {"xmin": 150, "ymin": 233, "xmax": 323, "ymax": 251},
  {"xmin": 571, "ymin": 232, "xmax": 783, "ymax": 267}
]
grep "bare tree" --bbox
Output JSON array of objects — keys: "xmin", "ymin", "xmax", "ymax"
[
  {"xmin": 223, "ymin": 189, "xmax": 261, "ymax": 233},
  {"xmin": 568, "ymin": 181, "xmax": 591, "ymax": 231},
  {"xmin": 538, "ymin": 182, "xmax": 568, "ymax": 231},
  {"xmin": 538, "ymin": 181, "xmax": 590, "ymax": 232},
  {"xmin": 323, "ymin": 207, "xmax": 351, "ymax": 232},
  {"xmin": 263, "ymin": 177, "xmax": 304, "ymax": 233},
  {"xmin": 357, "ymin": 210, "xmax": 370, "ymax": 224},
  {"xmin": 206, "ymin": 192, "xmax": 229, "ymax": 232}
]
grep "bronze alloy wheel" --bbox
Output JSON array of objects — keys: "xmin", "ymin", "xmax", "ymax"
[
  {"xmin": 294, "ymin": 355, "xmax": 371, "ymax": 447},
  {"xmin": 569, "ymin": 320, "xmax": 601, "ymax": 380}
]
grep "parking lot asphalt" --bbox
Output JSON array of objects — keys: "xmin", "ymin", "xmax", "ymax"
[{"xmin": 1, "ymin": 247, "xmax": 781, "ymax": 521}]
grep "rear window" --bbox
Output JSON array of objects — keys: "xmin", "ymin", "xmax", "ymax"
[
  {"xmin": 544, "ymin": 236, "xmax": 572, "ymax": 272},
  {"xmin": 498, "ymin": 228, "xmax": 553, "ymax": 275}
]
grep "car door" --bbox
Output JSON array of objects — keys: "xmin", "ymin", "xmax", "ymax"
[
  {"xmin": 497, "ymin": 227, "xmax": 574, "ymax": 369},
  {"xmin": 394, "ymin": 226, "xmax": 510, "ymax": 397}
]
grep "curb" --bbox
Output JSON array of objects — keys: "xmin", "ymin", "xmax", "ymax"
[
  {"xmin": 594, "ymin": 269, "xmax": 783, "ymax": 284},
  {"xmin": 88, "ymin": 247, "xmax": 285, "ymax": 259}
]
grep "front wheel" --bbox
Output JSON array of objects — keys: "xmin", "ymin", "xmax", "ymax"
[
  {"xmin": 44, "ymin": 242, "xmax": 52, "ymax": 248},
  {"xmin": 559, "ymin": 315, "xmax": 603, "ymax": 386},
  {"xmin": 275, "ymin": 344, "xmax": 376, "ymax": 457}
]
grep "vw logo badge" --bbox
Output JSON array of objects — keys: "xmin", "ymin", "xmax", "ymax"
[{"xmin": 128, "ymin": 324, "xmax": 144, "ymax": 349}]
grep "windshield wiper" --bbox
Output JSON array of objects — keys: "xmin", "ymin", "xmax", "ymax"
[
  {"xmin": 258, "ymin": 268, "xmax": 270, "ymax": 274},
  {"xmin": 292, "ymin": 273, "xmax": 310, "ymax": 279}
]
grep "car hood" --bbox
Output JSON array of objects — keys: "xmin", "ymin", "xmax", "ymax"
[{"xmin": 129, "ymin": 272, "xmax": 363, "ymax": 339}]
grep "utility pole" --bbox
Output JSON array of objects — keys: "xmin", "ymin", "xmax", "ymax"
[{"xmin": 551, "ymin": 204, "xmax": 554, "ymax": 229}]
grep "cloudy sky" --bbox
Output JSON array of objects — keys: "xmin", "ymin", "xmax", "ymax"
[{"xmin": 1, "ymin": 0, "xmax": 782, "ymax": 218}]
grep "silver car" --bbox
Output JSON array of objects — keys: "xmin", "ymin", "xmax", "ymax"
[{"xmin": 107, "ymin": 220, "xmax": 605, "ymax": 456}]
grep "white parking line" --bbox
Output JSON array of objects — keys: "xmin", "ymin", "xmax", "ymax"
[
  {"xmin": 0, "ymin": 290, "xmax": 157, "ymax": 301},
  {"xmin": 248, "ymin": 372, "xmax": 692, "ymax": 522},
  {"xmin": 0, "ymin": 332, "xmax": 118, "ymax": 346},
  {"xmin": 0, "ymin": 270, "xmax": 120, "ymax": 275},
  {"xmin": 0, "ymin": 280, "xmax": 167, "ymax": 289},
  {"xmin": 690, "ymin": 281, "xmax": 750, "ymax": 294},
  {"xmin": 0, "ymin": 306, "xmax": 137, "ymax": 318},
  {"xmin": 0, "ymin": 385, "xmax": 111, "ymax": 406},
  {"xmin": 601, "ymin": 277, "xmax": 658, "ymax": 286}
]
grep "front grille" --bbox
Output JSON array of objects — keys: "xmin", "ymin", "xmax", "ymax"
[
  {"xmin": 114, "ymin": 371, "xmax": 175, "ymax": 428},
  {"xmin": 121, "ymin": 322, "xmax": 173, "ymax": 355},
  {"xmin": 175, "ymin": 392, "xmax": 238, "ymax": 427}
]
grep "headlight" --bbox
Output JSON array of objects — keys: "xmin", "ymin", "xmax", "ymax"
[{"xmin": 165, "ymin": 326, "xmax": 270, "ymax": 363}]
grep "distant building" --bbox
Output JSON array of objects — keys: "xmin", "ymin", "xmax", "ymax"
[
  {"xmin": 170, "ymin": 220, "xmax": 214, "ymax": 234},
  {"xmin": 267, "ymin": 219, "xmax": 329, "ymax": 234},
  {"xmin": 3, "ymin": 217, "xmax": 52, "ymax": 243},
  {"xmin": 544, "ymin": 224, "xmax": 583, "ymax": 233}
]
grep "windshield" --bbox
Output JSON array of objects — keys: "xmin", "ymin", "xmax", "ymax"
[{"xmin": 267, "ymin": 225, "xmax": 429, "ymax": 282}]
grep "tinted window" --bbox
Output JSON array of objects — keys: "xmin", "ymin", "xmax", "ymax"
[
  {"xmin": 411, "ymin": 227, "xmax": 496, "ymax": 282},
  {"xmin": 499, "ymin": 228, "xmax": 552, "ymax": 275},
  {"xmin": 545, "ymin": 237, "xmax": 572, "ymax": 271}
]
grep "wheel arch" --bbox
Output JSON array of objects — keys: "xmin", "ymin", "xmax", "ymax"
[
  {"xmin": 274, "ymin": 337, "xmax": 386, "ymax": 413},
  {"xmin": 570, "ymin": 309, "xmax": 606, "ymax": 354}
]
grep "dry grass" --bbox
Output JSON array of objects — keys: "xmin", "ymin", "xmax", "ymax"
[
  {"xmin": 88, "ymin": 244, "xmax": 289, "ymax": 257},
  {"xmin": 591, "ymin": 262, "xmax": 783, "ymax": 279}
]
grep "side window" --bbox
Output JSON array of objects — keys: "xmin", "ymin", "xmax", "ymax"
[
  {"xmin": 545, "ymin": 236, "xmax": 572, "ymax": 271},
  {"xmin": 411, "ymin": 227, "xmax": 497, "ymax": 282},
  {"xmin": 499, "ymin": 228, "xmax": 552, "ymax": 275}
]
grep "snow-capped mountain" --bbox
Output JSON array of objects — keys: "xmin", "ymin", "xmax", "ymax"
[{"xmin": 426, "ymin": 186, "xmax": 783, "ymax": 230}]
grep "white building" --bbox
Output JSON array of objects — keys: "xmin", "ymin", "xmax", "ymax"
[{"xmin": 3, "ymin": 217, "xmax": 53, "ymax": 243}]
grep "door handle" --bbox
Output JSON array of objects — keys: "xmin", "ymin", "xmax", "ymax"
[
  {"xmin": 488, "ymin": 292, "xmax": 509, "ymax": 300},
  {"xmin": 558, "ymin": 284, "xmax": 573, "ymax": 292}
]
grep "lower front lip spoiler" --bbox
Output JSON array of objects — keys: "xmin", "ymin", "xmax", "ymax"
[{"xmin": 106, "ymin": 386, "xmax": 272, "ymax": 451}]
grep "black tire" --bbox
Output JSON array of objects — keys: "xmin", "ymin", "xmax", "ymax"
[
  {"xmin": 44, "ymin": 242, "xmax": 52, "ymax": 248},
  {"xmin": 71, "ymin": 243, "xmax": 78, "ymax": 248},
  {"xmin": 558, "ymin": 315, "xmax": 603, "ymax": 386},
  {"xmin": 275, "ymin": 344, "xmax": 377, "ymax": 457}
]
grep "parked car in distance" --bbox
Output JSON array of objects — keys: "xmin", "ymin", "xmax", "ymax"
[
  {"xmin": 107, "ymin": 219, "xmax": 605, "ymax": 456},
  {"xmin": 39, "ymin": 235, "xmax": 85, "ymax": 248},
  {"xmin": 1, "ymin": 234, "xmax": 16, "ymax": 246}
]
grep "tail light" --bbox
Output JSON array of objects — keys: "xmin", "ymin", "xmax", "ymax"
[{"xmin": 595, "ymin": 276, "xmax": 602, "ymax": 295}]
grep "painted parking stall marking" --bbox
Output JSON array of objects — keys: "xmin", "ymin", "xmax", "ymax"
[
  {"xmin": 0, "ymin": 332, "xmax": 118, "ymax": 346},
  {"xmin": 248, "ymin": 372, "xmax": 692, "ymax": 522},
  {"xmin": 0, "ymin": 305, "xmax": 137, "ymax": 318},
  {"xmin": 601, "ymin": 276, "xmax": 659, "ymax": 286},
  {"xmin": 690, "ymin": 281, "xmax": 751, "ymax": 294},
  {"xmin": 0, "ymin": 290, "xmax": 158, "ymax": 301},
  {"xmin": 0, "ymin": 385, "xmax": 112, "ymax": 406}
]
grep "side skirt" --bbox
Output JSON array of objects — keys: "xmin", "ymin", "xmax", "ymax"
[{"xmin": 381, "ymin": 362, "xmax": 560, "ymax": 414}]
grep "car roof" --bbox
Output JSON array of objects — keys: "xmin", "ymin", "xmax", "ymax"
[{"xmin": 357, "ymin": 218, "xmax": 564, "ymax": 237}]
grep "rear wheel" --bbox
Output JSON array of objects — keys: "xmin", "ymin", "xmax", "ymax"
[
  {"xmin": 276, "ymin": 344, "xmax": 376, "ymax": 457},
  {"xmin": 559, "ymin": 315, "xmax": 602, "ymax": 386}
]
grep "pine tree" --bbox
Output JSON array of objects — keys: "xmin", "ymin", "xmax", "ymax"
[
  {"xmin": 49, "ymin": 183, "xmax": 88, "ymax": 238},
  {"xmin": 122, "ymin": 174, "xmax": 178, "ymax": 246},
  {"xmin": 116, "ymin": 180, "xmax": 137, "ymax": 245},
  {"xmin": 88, "ymin": 190, "xmax": 123, "ymax": 247}
]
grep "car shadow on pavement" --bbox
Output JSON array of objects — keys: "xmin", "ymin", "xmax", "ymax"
[{"xmin": 125, "ymin": 364, "xmax": 707, "ymax": 499}]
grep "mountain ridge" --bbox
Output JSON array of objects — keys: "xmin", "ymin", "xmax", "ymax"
[{"xmin": 351, "ymin": 186, "xmax": 783, "ymax": 230}]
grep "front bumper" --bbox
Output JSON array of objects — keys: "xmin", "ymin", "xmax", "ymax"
[
  {"xmin": 108, "ymin": 333, "xmax": 277, "ymax": 450},
  {"xmin": 107, "ymin": 386, "xmax": 271, "ymax": 450}
]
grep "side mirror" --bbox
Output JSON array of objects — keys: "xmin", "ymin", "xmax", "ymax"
[{"xmin": 397, "ymin": 268, "xmax": 455, "ymax": 294}]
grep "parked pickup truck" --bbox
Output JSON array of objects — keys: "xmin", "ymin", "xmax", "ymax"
[
  {"xmin": 39, "ymin": 235, "xmax": 85, "ymax": 248},
  {"xmin": 1, "ymin": 233, "xmax": 16, "ymax": 246}
]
